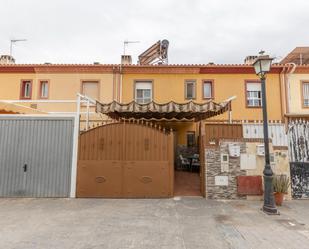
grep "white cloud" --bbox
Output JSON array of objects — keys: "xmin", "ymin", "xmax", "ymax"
[{"xmin": 0, "ymin": 0, "xmax": 308, "ymax": 64}]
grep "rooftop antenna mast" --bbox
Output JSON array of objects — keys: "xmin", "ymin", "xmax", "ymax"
[
  {"xmin": 10, "ymin": 39, "xmax": 27, "ymax": 56},
  {"xmin": 123, "ymin": 40, "xmax": 140, "ymax": 55}
]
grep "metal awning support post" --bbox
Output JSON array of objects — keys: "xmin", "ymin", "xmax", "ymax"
[
  {"xmin": 70, "ymin": 94, "xmax": 81, "ymax": 198},
  {"xmin": 222, "ymin": 96, "xmax": 236, "ymax": 124},
  {"xmin": 228, "ymin": 102, "xmax": 232, "ymax": 124},
  {"xmin": 86, "ymin": 99, "xmax": 90, "ymax": 130},
  {"xmin": 70, "ymin": 93, "xmax": 96, "ymax": 197},
  {"xmin": 76, "ymin": 93, "xmax": 96, "ymax": 131}
]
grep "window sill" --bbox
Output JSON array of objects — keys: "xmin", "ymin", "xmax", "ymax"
[{"xmin": 246, "ymin": 106, "xmax": 262, "ymax": 109}]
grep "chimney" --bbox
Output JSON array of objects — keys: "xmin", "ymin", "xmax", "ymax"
[
  {"xmin": 244, "ymin": 55, "xmax": 258, "ymax": 65},
  {"xmin": 121, "ymin": 55, "xmax": 132, "ymax": 65},
  {"xmin": 0, "ymin": 55, "xmax": 15, "ymax": 64}
]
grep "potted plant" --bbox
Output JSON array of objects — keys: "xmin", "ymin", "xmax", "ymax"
[{"xmin": 272, "ymin": 174, "xmax": 290, "ymax": 206}]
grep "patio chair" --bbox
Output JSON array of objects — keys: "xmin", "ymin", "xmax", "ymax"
[
  {"xmin": 179, "ymin": 154, "xmax": 190, "ymax": 171},
  {"xmin": 191, "ymin": 157, "xmax": 200, "ymax": 172}
]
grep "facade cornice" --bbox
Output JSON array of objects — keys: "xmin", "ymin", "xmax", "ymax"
[{"xmin": 2, "ymin": 63, "xmax": 309, "ymax": 74}]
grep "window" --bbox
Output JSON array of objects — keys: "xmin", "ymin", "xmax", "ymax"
[
  {"xmin": 82, "ymin": 81, "xmax": 99, "ymax": 100},
  {"xmin": 20, "ymin": 80, "xmax": 32, "ymax": 99},
  {"xmin": 135, "ymin": 81, "xmax": 152, "ymax": 104},
  {"xmin": 187, "ymin": 131, "xmax": 196, "ymax": 147},
  {"xmin": 185, "ymin": 80, "xmax": 196, "ymax": 99},
  {"xmin": 39, "ymin": 80, "xmax": 49, "ymax": 99},
  {"xmin": 302, "ymin": 82, "xmax": 309, "ymax": 108},
  {"xmin": 203, "ymin": 81, "xmax": 213, "ymax": 99},
  {"xmin": 246, "ymin": 82, "xmax": 262, "ymax": 107}
]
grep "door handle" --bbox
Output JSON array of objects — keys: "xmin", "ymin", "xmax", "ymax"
[{"xmin": 23, "ymin": 164, "xmax": 27, "ymax": 172}]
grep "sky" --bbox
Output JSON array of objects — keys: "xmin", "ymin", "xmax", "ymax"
[{"xmin": 1, "ymin": 0, "xmax": 309, "ymax": 64}]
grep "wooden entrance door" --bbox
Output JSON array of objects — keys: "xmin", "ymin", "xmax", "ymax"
[{"xmin": 76, "ymin": 122, "xmax": 174, "ymax": 198}]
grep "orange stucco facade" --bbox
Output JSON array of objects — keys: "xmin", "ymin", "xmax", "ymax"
[
  {"xmin": 121, "ymin": 72, "xmax": 283, "ymax": 121},
  {"xmin": 286, "ymin": 73, "xmax": 309, "ymax": 115},
  {"xmin": 120, "ymin": 65, "xmax": 285, "ymax": 144},
  {"xmin": 0, "ymin": 65, "xmax": 117, "ymax": 130},
  {"xmin": 1, "ymin": 63, "xmax": 308, "ymax": 145}
]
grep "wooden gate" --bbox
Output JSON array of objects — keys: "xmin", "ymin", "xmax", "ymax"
[
  {"xmin": 76, "ymin": 122, "xmax": 174, "ymax": 198},
  {"xmin": 204, "ymin": 123, "xmax": 243, "ymax": 146}
]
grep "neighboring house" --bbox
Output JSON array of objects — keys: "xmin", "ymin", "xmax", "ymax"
[
  {"xmin": 285, "ymin": 66, "xmax": 309, "ymax": 118},
  {"xmin": 280, "ymin": 48, "xmax": 309, "ymax": 199},
  {"xmin": 0, "ymin": 59, "xmax": 118, "ymax": 128},
  {"xmin": 280, "ymin": 48, "xmax": 309, "ymax": 117}
]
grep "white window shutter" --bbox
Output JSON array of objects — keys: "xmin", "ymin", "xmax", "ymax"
[
  {"xmin": 247, "ymin": 83, "xmax": 261, "ymax": 91},
  {"xmin": 136, "ymin": 82, "xmax": 152, "ymax": 90}
]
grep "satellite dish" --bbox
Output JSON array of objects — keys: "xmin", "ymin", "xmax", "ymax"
[
  {"xmin": 160, "ymin": 40, "xmax": 169, "ymax": 59},
  {"xmin": 161, "ymin": 39, "xmax": 169, "ymax": 48}
]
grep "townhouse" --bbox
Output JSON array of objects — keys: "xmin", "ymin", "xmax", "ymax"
[
  {"xmin": 0, "ymin": 57, "xmax": 117, "ymax": 128},
  {"xmin": 120, "ymin": 62, "xmax": 284, "ymax": 146}
]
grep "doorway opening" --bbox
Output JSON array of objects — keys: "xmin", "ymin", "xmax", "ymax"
[
  {"xmin": 174, "ymin": 171, "xmax": 201, "ymax": 196},
  {"xmin": 172, "ymin": 126, "xmax": 202, "ymax": 197}
]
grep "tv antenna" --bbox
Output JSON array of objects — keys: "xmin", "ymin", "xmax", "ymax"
[
  {"xmin": 123, "ymin": 40, "xmax": 140, "ymax": 55},
  {"xmin": 10, "ymin": 39, "xmax": 27, "ymax": 56}
]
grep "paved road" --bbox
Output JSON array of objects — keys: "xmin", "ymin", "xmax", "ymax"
[{"xmin": 0, "ymin": 198, "xmax": 308, "ymax": 249}]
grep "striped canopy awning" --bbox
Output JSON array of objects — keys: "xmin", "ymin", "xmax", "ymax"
[{"xmin": 96, "ymin": 99, "xmax": 232, "ymax": 121}]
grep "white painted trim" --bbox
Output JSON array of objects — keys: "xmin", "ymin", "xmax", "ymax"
[
  {"xmin": 119, "ymin": 64, "xmax": 123, "ymax": 102},
  {"xmin": 86, "ymin": 100, "xmax": 90, "ymax": 129},
  {"xmin": 285, "ymin": 63, "xmax": 297, "ymax": 114},
  {"xmin": 1, "ymin": 99, "xmax": 83, "ymax": 103},
  {"xmin": 77, "ymin": 93, "xmax": 96, "ymax": 104},
  {"xmin": 223, "ymin": 95, "xmax": 237, "ymax": 102},
  {"xmin": 70, "ymin": 95, "xmax": 81, "ymax": 198},
  {"xmin": 0, "ymin": 114, "xmax": 77, "ymax": 118},
  {"xmin": 48, "ymin": 112, "xmax": 97, "ymax": 115}
]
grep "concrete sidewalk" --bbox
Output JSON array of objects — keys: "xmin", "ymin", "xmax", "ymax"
[{"xmin": 0, "ymin": 198, "xmax": 308, "ymax": 249}]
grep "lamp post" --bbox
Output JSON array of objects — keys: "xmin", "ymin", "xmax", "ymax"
[{"xmin": 253, "ymin": 51, "xmax": 278, "ymax": 215}]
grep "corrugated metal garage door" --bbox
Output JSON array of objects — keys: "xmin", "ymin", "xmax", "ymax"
[{"xmin": 0, "ymin": 116, "xmax": 74, "ymax": 197}]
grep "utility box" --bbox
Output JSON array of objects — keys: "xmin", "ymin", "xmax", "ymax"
[
  {"xmin": 215, "ymin": 176, "xmax": 229, "ymax": 186},
  {"xmin": 220, "ymin": 154, "xmax": 229, "ymax": 172},
  {"xmin": 237, "ymin": 176, "xmax": 263, "ymax": 195},
  {"xmin": 256, "ymin": 144, "xmax": 265, "ymax": 156},
  {"xmin": 240, "ymin": 153, "xmax": 256, "ymax": 170},
  {"xmin": 228, "ymin": 143, "xmax": 240, "ymax": 157}
]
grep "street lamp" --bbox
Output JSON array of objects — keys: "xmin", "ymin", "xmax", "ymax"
[{"xmin": 253, "ymin": 51, "xmax": 278, "ymax": 215}]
